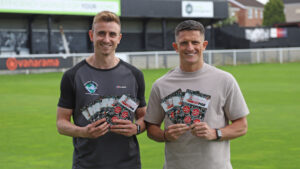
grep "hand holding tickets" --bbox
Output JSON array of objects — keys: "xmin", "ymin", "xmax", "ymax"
[
  {"xmin": 161, "ymin": 89, "xmax": 211, "ymax": 125},
  {"xmin": 81, "ymin": 94, "xmax": 139, "ymax": 125}
]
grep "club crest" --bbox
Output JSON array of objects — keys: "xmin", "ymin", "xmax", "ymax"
[{"xmin": 84, "ymin": 81, "xmax": 98, "ymax": 94}]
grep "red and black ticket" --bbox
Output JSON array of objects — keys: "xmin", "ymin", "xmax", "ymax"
[
  {"xmin": 80, "ymin": 95, "xmax": 139, "ymax": 125},
  {"xmin": 161, "ymin": 89, "xmax": 210, "ymax": 125}
]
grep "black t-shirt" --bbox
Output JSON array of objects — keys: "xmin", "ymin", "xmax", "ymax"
[{"xmin": 58, "ymin": 59, "xmax": 146, "ymax": 169}]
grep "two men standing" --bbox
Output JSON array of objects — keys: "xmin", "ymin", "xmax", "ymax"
[{"xmin": 57, "ymin": 11, "xmax": 249, "ymax": 169}]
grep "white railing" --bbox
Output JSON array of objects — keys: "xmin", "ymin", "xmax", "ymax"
[
  {"xmin": 1, "ymin": 47, "xmax": 300, "ymax": 71},
  {"xmin": 121, "ymin": 47, "xmax": 300, "ymax": 69}
]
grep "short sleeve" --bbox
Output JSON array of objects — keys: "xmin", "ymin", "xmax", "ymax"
[
  {"xmin": 136, "ymin": 71, "xmax": 146, "ymax": 108},
  {"xmin": 144, "ymin": 83, "xmax": 165, "ymax": 125},
  {"xmin": 57, "ymin": 71, "xmax": 75, "ymax": 109},
  {"xmin": 224, "ymin": 75, "xmax": 249, "ymax": 120},
  {"xmin": 121, "ymin": 60, "xmax": 146, "ymax": 108}
]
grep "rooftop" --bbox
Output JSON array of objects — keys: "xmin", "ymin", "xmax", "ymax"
[{"xmin": 229, "ymin": 0, "xmax": 264, "ymax": 8}]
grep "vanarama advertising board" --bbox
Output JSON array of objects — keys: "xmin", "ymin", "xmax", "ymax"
[
  {"xmin": 0, "ymin": 57, "xmax": 73, "ymax": 71},
  {"xmin": 0, "ymin": 0, "xmax": 120, "ymax": 16}
]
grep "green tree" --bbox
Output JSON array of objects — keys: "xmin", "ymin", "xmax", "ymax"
[{"xmin": 263, "ymin": 0, "xmax": 286, "ymax": 26}]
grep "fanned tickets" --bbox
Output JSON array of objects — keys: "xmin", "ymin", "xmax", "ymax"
[
  {"xmin": 160, "ymin": 89, "xmax": 211, "ymax": 125},
  {"xmin": 80, "ymin": 94, "xmax": 139, "ymax": 125}
]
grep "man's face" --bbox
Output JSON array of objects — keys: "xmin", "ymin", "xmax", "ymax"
[
  {"xmin": 172, "ymin": 30, "xmax": 208, "ymax": 67},
  {"xmin": 89, "ymin": 21, "xmax": 122, "ymax": 56}
]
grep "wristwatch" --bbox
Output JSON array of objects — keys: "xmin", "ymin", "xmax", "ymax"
[
  {"xmin": 135, "ymin": 123, "xmax": 141, "ymax": 135},
  {"xmin": 215, "ymin": 129, "xmax": 222, "ymax": 140}
]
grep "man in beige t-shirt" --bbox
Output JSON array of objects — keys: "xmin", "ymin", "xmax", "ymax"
[{"xmin": 144, "ymin": 20, "xmax": 249, "ymax": 169}]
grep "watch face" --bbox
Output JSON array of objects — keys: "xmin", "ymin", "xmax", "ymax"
[
  {"xmin": 217, "ymin": 129, "xmax": 222, "ymax": 138},
  {"xmin": 136, "ymin": 124, "xmax": 141, "ymax": 134}
]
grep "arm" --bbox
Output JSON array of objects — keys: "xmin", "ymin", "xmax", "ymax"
[
  {"xmin": 56, "ymin": 106, "xmax": 110, "ymax": 138},
  {"xmin": 135, "ymin": 106, "xmax": 147, "ymax": 133},
  {"xmin": 190, "ymin": 74, "xmax": 249, "ymax": 140},
  {"xmin": 219, "ymin": 116, "xmax": 248, "ymax": 140},
  {"xmin": 110, "ymin": 106, "xmax": 146, "ymax": 136},
  {"xmin": 147, "ymin": 122, "xmax": 190, "ymax": 142},
  {"xmin": 146, "ymin": 123, "xmax": 164, "ymax": 142},
  {"xmin": 190, "ymin": 116, "xmax": 248, "ymax": 141}
]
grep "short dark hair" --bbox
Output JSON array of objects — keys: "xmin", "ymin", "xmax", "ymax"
[
  {"xmin": 92, "ymin": 11, "xmax": 121, "ymax": 30},
  {"xmin": 175, "ymin": 20, "xmax": 205, "ymax": 38}
]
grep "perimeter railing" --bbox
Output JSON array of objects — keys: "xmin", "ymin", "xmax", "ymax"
[{"xmin": 1, "ymin": 47, "xmax": 300, "ymax": 74}]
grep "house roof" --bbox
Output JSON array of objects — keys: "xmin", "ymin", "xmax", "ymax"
[
  {"xmin": 229, "ymin": 0, "xmax": 264, "ymax": 8},
  {"xmin": 283, "ymin": 0, "xmax": 300, "ymax": 4}
]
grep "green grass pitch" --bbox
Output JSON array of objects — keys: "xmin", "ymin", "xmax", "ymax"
[{"xmin": 0, "ymin": 62, "xmax": 300, "ymax": 169}]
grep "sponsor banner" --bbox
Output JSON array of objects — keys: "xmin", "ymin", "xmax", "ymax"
[
  {"xmin": 0, "ymin": 57, "xmax": 73, "ymax": 71},
  {"xmin": 245, "ymin": 28, "xmax": 270, "ymax": 42},
  {"xmin": 0, "ymin": 0, "xmax": 120, "ymax": 16},
  {"xmin": 245, "ymin": 28, "xmax": 288, "ymax": 42},
  {"xmin": 182, "ymin": 1, "xmax": 214, "ymax": 18},
  {"xmin": 270, "ymin": 28, "xmax": 288, "ymax": 38}
]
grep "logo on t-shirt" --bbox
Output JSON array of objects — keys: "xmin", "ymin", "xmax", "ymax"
[
  {"xmin": 84, "ymin": 81, "xmax": 98, "ymax": 95},
  {"xmin": 116, "ymin": 85, "xmax": 127, "ymax": 89}
]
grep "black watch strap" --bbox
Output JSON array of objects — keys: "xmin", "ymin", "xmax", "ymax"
[
  {"xmin": 215, "ymin": 129, "xmax": 222, "ymax": 140},
  {"xmin": 135, "ymin": 123, "xmax": 141, "ymax": 135}
]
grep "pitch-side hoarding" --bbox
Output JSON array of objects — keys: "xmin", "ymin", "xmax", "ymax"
[{"xmin": 0, "ymin": 57, "xmax": 73, "ymax": 71}]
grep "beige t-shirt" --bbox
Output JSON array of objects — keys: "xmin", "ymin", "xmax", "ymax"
[{"xmin": 145, "ymin": 63, "xmax": 249, "ymax": 169}]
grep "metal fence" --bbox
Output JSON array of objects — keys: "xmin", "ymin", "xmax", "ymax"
[
  {"xmin": 1, "ymin": 47, "xmax": 300, "ymax": 74},
  {"xmin": 123, "ymin": 47, "xmax": 300, "ymax": 69}
]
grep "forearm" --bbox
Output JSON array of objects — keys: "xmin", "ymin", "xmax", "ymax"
[
  {"xmin": 146, "ymin": 123, "xmax": 165, "ymax": 142},
  {"xmin": 135, "ymin": 117, "xmax": 146, "ymax": 133},
  {"xmin": 135, "ymin": 106, "xmax": 147, "ymax": 134},
  {"xmin": 57, "ymin": 107, "xmax": 110, "ymax": 138},
  {"xmin": 57, "ymin": 119, "xmax": 84, "ymax": 138},
  {"xmin": 219, "ymin": 117, "xmax": 248, "ymax": 141}
]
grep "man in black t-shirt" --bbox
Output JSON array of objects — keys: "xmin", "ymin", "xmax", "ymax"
[{"xmin": 56, "ymin": 11, "xmax": 146, "ymax": 169}]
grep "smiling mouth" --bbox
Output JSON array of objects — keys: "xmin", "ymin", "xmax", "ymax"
[
  {"xmin": 185, "ymin": 52, "xmax": 197, "ymax": 56},
  {"xmin": 100, "ymin": 43, "xmax": 112, "ymax": 48}
]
